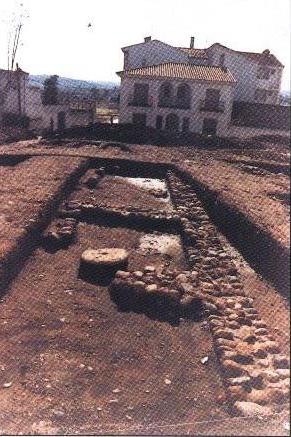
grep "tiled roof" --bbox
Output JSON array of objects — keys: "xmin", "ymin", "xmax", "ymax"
[
  {"xmin": 117, "ymin": 63, "xmax": 236, "ymax": 83},
  {"xmin": 177, "ymin": 47, "xmax": 208, "ymax": 59}
]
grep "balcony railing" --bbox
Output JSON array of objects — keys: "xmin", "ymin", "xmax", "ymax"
[
  {"xmin": 158, "ymin": 98, "xmax": 191, "ymax": 110},
  {"xmin": 200, "ymin": 99, "xmax": 225, "ymax": 112}
]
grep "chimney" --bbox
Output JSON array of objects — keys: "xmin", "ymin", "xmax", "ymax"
[
  {"xmin": 190, "ymin": 36, "xmax": 195, "ymax": 48},
  {"xmin": 144, "ymin": 36, "xmax": 152, "ymax": 43}
]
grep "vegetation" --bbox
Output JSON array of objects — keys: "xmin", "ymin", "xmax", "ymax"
[
  {"xmin": 42, "ymin": 75, "xmax": 59, "ymax": 105},
  {"xmin": 2, "ymin": 112, "xmax": 30, "ymax": 128}
]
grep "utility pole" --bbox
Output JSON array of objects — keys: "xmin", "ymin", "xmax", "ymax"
[{"xmin": 16, "ymin": 63, "xmax": 22, "ymax": 114}]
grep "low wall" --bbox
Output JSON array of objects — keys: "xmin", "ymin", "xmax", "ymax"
[
  {"xmin": 227, "ymin": 125, "xmax": 290, "ymax": 139},
  {"xmin": 29, "ymin": 104, "xmax": 93, "ymax": 132}
]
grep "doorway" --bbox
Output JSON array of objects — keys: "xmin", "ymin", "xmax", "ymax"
[{"xmin": 57, "ymin": 112, "xmax": 66, "ymax": 130}]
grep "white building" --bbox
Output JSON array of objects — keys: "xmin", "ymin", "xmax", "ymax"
[
  {"xmin": 0, "ymin": 67, "xmax": 95, "ymax": 132},
  {"xmin": 121, "ymin": 37, "xmax": 284, "ymax": 105},
  {"xmin": 117, "ymin": 37, "xmax": 285, "ymax": 137},
  {"xmin": 117, "ymin": 63, "xmax": 235, "ymax": 136},
  {"xmin": 25, "ymin": 85, "xmax": 95, "ymax": 133},
  {"xmin": 206, "ymin": 44, "xmax": 283, "ymax": 105},
  {"xmin": 0, "ymin": 67, "xmax": 28, "ymax": 117}
]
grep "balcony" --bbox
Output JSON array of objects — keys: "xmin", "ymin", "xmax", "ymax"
[
  {"xmin": 128, "ymin": 94, "xmax": 152, "ymax": 107},
  {"xmin": 199, "ymin": 99, "xmax": 225, "ymax": 113},
  {"xmin": 158, "ymin": 97, "xmax": 191, "ymax": 110}
]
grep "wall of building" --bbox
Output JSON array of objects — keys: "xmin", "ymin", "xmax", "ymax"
[
  {"xmin": 119, "ymin": 76, "xmax": 234, "ymax": 136},
  {"xmin": 0, "ymin": 69, "xmax": 28, "ymax": 115},
  {"xmin": 123, "ymin": 40, "xmax": 188, "ymax": 69},
  {"xmin": 25, "ymin": 85, "xmax": 93, "ymax": 132},
  {"xmin": 227, "ymin": 124, "xmax": 290, "ymax": 139},
  {"xmin": 207, "ymin": 45, "xmax": 283, "ymax": 104}
]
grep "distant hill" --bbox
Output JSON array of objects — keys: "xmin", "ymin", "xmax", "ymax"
[
  {"xmin": 29, "ymin": 74, "xmax": 119, "ymax": 91},
  {"xmin": 280, "ymin": 90, "xmax": 291, "ymax": 106},
  {"xmin": 28, "ymin": 74, "xmax": 120, "ymax": 102}
]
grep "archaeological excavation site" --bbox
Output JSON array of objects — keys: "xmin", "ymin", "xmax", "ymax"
[{"xmin": 0, "ymin": 137, "xmax": 289, "ymax": 435}]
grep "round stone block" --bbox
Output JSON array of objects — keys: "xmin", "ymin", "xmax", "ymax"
[
  {"xmin": 79, "ymin": 248, "xmax": 129, "ymax": 283},
  {"xmin": 81, "ymin": 248, "xmax": 129, "ymax": 267}
]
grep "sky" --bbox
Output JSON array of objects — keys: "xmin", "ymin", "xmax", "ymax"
[{"xmin": 0, "ymin": 0, "xmax": 290, "ymax": 90}]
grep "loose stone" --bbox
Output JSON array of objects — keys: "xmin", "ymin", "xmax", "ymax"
[
  {"xmin": 144, "ymin": 266, "xmax": 156, "ymax": 273},
  {"xmin": 222, "ymin": 360, "xmax": 245, "ymax": 377},
  {"xmin": 234, "ymin": 401, "xmax": 272, "ymax": 417},
  {"xmin": 145, "ymin": 284, "xmax": 158, "ymax": 293}
]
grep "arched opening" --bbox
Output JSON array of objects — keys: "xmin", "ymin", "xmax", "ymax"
[
  {"xmin": 165, "ymin": 113, "xmax": 179, "ymax": 132},
  {"xmin": 176, "ymin": 83, "xmax": 191, "ymax": 109},
  {"xmin": 159, "ymin": 82, "xmax": 173, "ymax": 107}
]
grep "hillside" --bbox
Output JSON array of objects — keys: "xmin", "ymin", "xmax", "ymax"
[{"xmin": 29, "ymin": 74, "xmax": 118, "ymax": 91}]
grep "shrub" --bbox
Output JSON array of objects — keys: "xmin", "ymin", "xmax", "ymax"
[{"xmin": 2, "ymin": 112, "xmax": 30, "ymax": 128}]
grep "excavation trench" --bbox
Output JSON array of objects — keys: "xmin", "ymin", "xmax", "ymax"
[
  {"xmin": 0, "ymin": 156, "xmax": 289, "ymax": 433},
  {"xmin": 0, "ymin": 160, "xmax": 229, "ymax": 432},
  {"xmin": 0, "ymin": 158, "xmax": 89, "ymax": 295},
  {"xmin": 174, "ymin": 166, "xmax": 290, "ymax": 297}
]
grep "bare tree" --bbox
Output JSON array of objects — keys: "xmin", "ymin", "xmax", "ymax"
[{"xmin": 6, "ymin": 1, "xmax": 29, "ymax": 71}]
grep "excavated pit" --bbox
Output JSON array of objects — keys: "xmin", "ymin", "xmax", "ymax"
[
  {"xmin": 0, "ymin": 161, "xmax": 230, "ymax": 431},
  {"xmin": 0, "ymin": 156, "xmax": 289, "ymax": 433}
]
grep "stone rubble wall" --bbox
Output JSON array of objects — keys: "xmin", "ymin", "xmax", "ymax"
[{"xmin": 166, "ymin": 170, "xmax": 290, "ymax": 417}]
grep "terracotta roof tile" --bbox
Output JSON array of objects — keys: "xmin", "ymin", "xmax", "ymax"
[
  {"xmin": 117, "ymin": 63, "xmax": 236, "ymax": 83},
  {"xmin": 177, "ymin": 47, "xmax": 208, "ymax": 59}
]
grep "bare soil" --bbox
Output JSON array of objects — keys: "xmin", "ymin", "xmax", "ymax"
[
  {"xmin": 0, "ymin": 221, "xmax": 228, "ymax": 435},
  {"xmin": 0, "ymin": 139, "xmax": 289, "ymax": 435}
]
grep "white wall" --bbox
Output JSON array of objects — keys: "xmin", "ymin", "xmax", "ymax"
[
  {"xmin": 122, "ymin": 41, "xmax": 283, "ymax": 105},
  {"xmin": 123, "ymin": 40, "xmax": 188, "ymax": 69},
  {"xmin": 25, "ymin": 85, "xmax": 93, "ymax": 132},
  {"xmin": 207, "ymin": 45, "xmax": 283, "ymax": 104},
  {"xmin": 119, "ymin": 76, "xmax": 234, "ymax": 136},
  {"xmin": 0, "ymin": 70, "xmax": 28, "ymax": 115}
]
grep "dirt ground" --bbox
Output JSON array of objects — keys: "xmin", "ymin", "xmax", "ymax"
[
  {"xmin": 0, "ymin": 138, "xmax": 289, "ymax": 251},
  {"xmin": 0, "ymin": 139, "xmax": 289, "ymax": 435},
  {"xmin": 71, "ymin": 173, "xmax": 173, "ymax": 212},
  {"xmin": 0, "ymin": 214, "xmax": 228, "ymax": 435}
]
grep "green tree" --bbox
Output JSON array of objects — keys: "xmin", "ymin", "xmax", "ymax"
[{"xmin": 42, "ymin": 75, "xmax": 59, "ymax": 105}]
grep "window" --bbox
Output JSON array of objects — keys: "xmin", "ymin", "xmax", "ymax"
[
  {"xmin": 202, "ymin": 118, "xmax": 217, "ymax": 136},
  {"xmin": 254, "ymin": 89, "xmax": 268, "ymax": 102},
  {"xmin": 57, "ymin": 112, "xmax": 66, "ymax": 130},
  {"xmin": 132, "ymin": 113, "xmax": 147, "ymax": 126},
  {"xmin": 176, "ymin": 84, "xmax": 191, "ymax": 109},
  {"xmin": 165, "ymin": 113, "xmax": 179, "ymax": 132},
  {"xmin": 257, "ymin": 67, "xmax": 271, "ymax": 79},
  {"xmin": 132, "ymin": 83, "xmax": 149, "ymax": 106},
  {"xmin": 159, "ymin": 82, "xmax": 173, "ymax": 107},
  {"xmin": 182, "ymin": 117, "xmax": 190, "ymax": 132},
  {"xmin": 156, "ymin": 115, "xmax": 163, "ymax": 129},
  {"xmin": 204, "ymin": 88, "xmax": 221, "ymax": 110},
  {"xmin": 267, "ymin": 90, "xmax": 276, "ymax": 97},
  {"xmin": 162, "ymin": 83, "xmax": 171, "ymax": 98}
]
